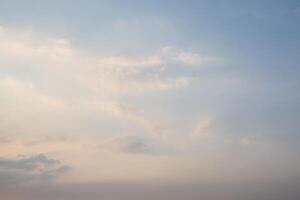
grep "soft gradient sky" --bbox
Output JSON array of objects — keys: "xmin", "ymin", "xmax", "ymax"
[{"xmin": 0, "ymin": 0, "xmax": 300, "ymax": 199}]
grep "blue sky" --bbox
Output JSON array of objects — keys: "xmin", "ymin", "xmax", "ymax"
[{"xmin": 0, "ymin": 1, "xmax": 300, "ymax": 199}]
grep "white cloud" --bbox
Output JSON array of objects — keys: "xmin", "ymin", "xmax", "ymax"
[
  {"xmin": 155, "ymin": 46, "xmax": 216, "ymax": 66},
  {"xmin": 0, "ymin": 27, "xmax": 75, "ymax": 64},
  {"xmin": 0, "ymin": 25, "xmax": 216, "ymax": 140},
  {"xmin": 0, "ymin": 76, "xmax": 69, "ymax": 137},
  {"xmin": 97, "ymin": 46, "xmax": 214, "ymax": 69},
  {"xmin": 0, "ymin": 26, "xmax": 205, "ymax": 101},
  {"xmin": 0, "ymin": 26, "xmax": 223, "ymax": 183},
  {"xmin": 0, "ymin": 26, "xmax": 204, "ymax": 97},
  {"xmin": 0, "ymin": 77, "xmax": 65, "ymax": 111}
]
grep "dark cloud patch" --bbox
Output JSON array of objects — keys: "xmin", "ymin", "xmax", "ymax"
[
  {"xmin": 0, "ymin": 154, "xmax": 60, "ymax": 170},
  {"xmin": 0, "ymin": 154, "xmax": 70, "ymax": 185},
  {"xmin": 118, "ymin": 135, "xmax": 152, "ymax": 154},
  {"xmin": 113, "ymin": 135, "xmax": 171, "ymax": 155}
]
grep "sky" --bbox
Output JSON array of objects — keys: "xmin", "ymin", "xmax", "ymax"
[{"xmin": 0, "ymin": 0, "xmax": 300, "ymax": 199}]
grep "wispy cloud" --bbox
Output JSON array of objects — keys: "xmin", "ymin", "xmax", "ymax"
[
  {"xmin": 0, "ymin": 26, "xmax": 74, "ymax": 63},
  {"xmin": 0, "ymin": 25, "xmax": 214, "ymax": 96},
  {"xmin": 0, "ymin": 25, "xmax": 217, "ymax": 143}
]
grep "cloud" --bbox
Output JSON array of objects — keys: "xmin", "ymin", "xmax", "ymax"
[
  {"xmin": 0, "ymin": 26, "xmax": 74, "ymax": 63},
  {"xmin": 92, "ymin": 101, "xmax": 169, "ymax": 137},
  {"xmin": 110, "ymin": 135, "xmax": 173, "ymax": 155},
  {"xmin": 0, "ymin": 26, "xmax": 214, "ymax": 138},
  {"xmin": 0, "ymin": 25, "xmax": 229, "ymax": 183},
  {"xmin": 115, "ymin": 135, "xmax": 152, "ymax": 154},
  {"xmin": 154, "ymin": 46, "xmax": 216, "ymax": 66},
  {"xmin": 97, "ymin": 46, "xmax": 214, "ymax": 68},
  {"xmin": 0, "ymin": 77, "xmax": 67, "ymax": 136},
  {"xmin": 0, "ymin": 25, "xmax": 216, "ymax": 97},
  {"xmin": 91, "ymin": 47, "xmax": 204, "ymax": 94},
  {"xmin": 0, "ymin": 26, "xmax": 218, "ymax": 142},
  {"xmin": 0, "ymin": 154, "xmax": 70, "ymax": 185},
  {"xmin": 0, "ymin": 77, "xmax": 65, "ymax": 111}
]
